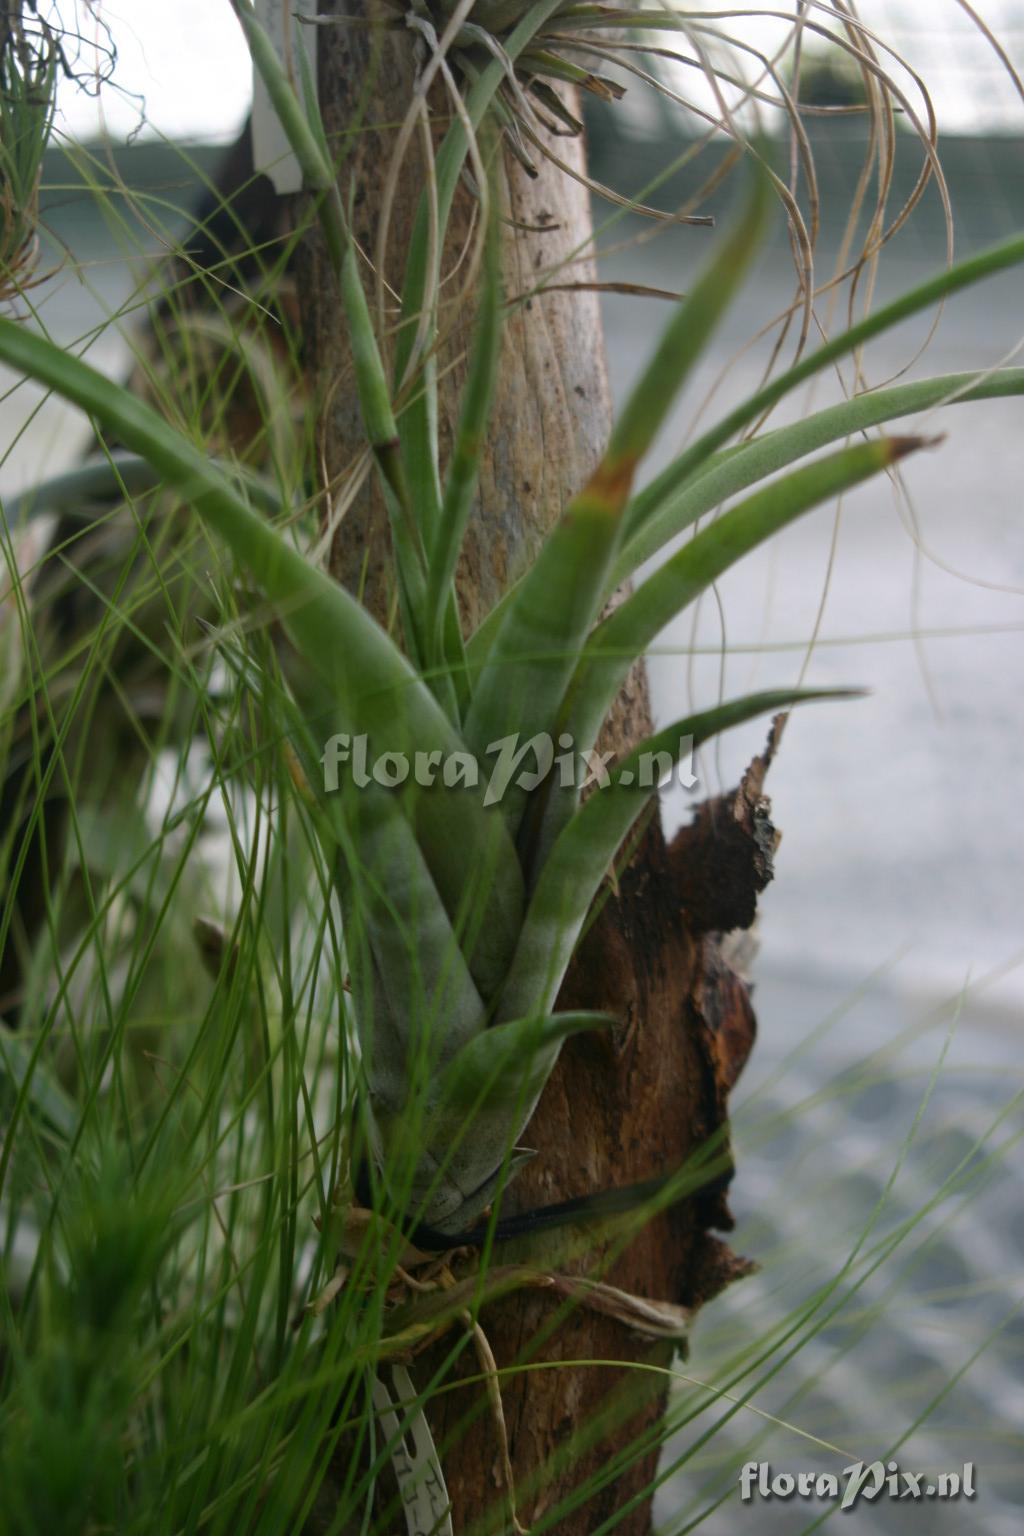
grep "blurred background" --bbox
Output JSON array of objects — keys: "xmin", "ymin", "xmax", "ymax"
[{"xmin": 1, "ymin": 2, "xmax": 1022, "ymax": 1532}]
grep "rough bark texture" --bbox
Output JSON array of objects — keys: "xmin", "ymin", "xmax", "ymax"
[
  {"xmin": 301, "ymin": 7, "xmax": 766, "ymax": 1531},
  {"xmin": 670, "ymin": 716, "xmax": 788, "ymax": 939}
]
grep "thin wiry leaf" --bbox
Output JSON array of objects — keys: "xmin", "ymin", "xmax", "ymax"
[
  {"xmin": 0, "ymin": 318, "xmax": 527, "ymax": 996},
  {"xmin": 392, "ymin": 0, "xmax": 569, "ymax": 564},
  {"xmin": 519, "ymin": 49, "xmax": 626, "ymax": 101}
]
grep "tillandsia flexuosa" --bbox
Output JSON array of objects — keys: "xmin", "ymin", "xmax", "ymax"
[{"xmin": 4, "ymin": 1, "xmax": 1024, "ymax": 1243}]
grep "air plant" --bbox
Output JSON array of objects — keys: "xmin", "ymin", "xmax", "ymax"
[
  {"xmin": 0, "ymin": 9, "xmax": 58, "ymax": 304},
  {"xmin": 3, "ymin": 1, "xmax": 1024, "ymax": 1247}
]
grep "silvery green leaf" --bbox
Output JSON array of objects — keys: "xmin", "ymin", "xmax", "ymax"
[
  {"xmin": 404, "ymin": 1011, "xmax": 613, "ymax": 1227},
  {"xmin": 564, "ymin": 437, "xmax": 927, "ymax": 773},
  {"xmin": 499, "ymin": 689, "xmax": 863, "ymax": 1023},
  {"xmin": 332, "ymin": 782, "xmax": 489, "ymax": 1098}
]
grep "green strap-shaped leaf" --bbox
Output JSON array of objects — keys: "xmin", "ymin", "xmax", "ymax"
[
  {"xmin": 624, "ymin": 231, "xmax": 1024, "ymax": 542},
  {"xmin": 461, "ymin": 482, "xmax": 626, "ymax": 837},
  {"xmin": 602, "ymin": 161, "xmax": 771, "ymax": 474},
  {"xmin": 231, "ymin": 1, "xmax": 335, "ymax": 194},
  {"xmin": 0, "ymin": 1023, "xmax": 78, "ymax": 1140},
  {"xmin": 0, "ymin": 316, "xmax": 526, "ymax": 996},
  {"xmin": 613, "ymin": 367, "xmax": 1024, "ymax": 585},
  {"xmin": 385, "ymin": 1010, "xmax": 612, "ymax": 1232},
  {"xmin": 433, "ymin": 1009, "xmax": 613, "ymax": 1120},
  {"xmin": 337, "ymin": 241, "xmax": 440, "ymax": 680},
  {"xmin": 499, "ymin": 688, "xmax": 861, "ymax": 1023},
  {"xmin": 565, "ymin": 435, "xmax": 930, "ymax": 766},
  {"xmin": 466, "ymin": 366, "xmax": 1024, "ymax": 675},
  {"xmin": 460, "ymin": 169, "xmax": 771, "ymax": 834},
  {"xmin": 329, "ymin": 785, "xmax": 489, "ymax": 1095},
  {"xmin": 3, "ymin": 450, "xmax": 292, "ymax": 526},
  {"xmin": 426, "ymin": 151, "xmax": 503, "ymax": 685},
  {"xmin": 204, "ymin": 645, "xmax": 486, "ymax": 1103}
]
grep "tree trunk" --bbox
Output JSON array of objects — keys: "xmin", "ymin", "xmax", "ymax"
[{"xmin": 300, "ymin": 7, "xmax": 768, "ymax": 1530}]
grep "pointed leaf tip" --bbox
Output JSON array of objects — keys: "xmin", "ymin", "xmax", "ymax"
[{"xmin": 888, "ymin": 432, "xmax": 946, "ymax": 459}]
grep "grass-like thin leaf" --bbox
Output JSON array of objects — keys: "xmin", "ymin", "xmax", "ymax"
[{"xmin": 0, "ymin": 316, "xmax": 526, "ymax": 995}]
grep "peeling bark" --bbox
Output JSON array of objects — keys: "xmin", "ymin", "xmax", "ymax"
[{"xmin": 670, "ymin": 715, "xmax": 787, "ymax": 938}]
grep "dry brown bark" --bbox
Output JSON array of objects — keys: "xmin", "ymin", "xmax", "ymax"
[{"xmin": 296, "ymin": 7, "xmax": 773, "ymax": 1531}]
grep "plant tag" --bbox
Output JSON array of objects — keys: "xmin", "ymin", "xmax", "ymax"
[
  {"xmin": 371, "ymin": 1364, "xmax": 454, "ymax": 1536},
  {"xmin": 251, "ymin": 0, "xmax": 318, "ymax": 193}
]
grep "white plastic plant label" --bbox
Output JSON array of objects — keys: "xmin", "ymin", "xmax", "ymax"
[
  {"xmin": 251, "ymin": 0, "xmax": 318, "ymax": 193},
  {"xmin": 371, "ymin": 1364, "xmax": 455, "ymax": 1536}
]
